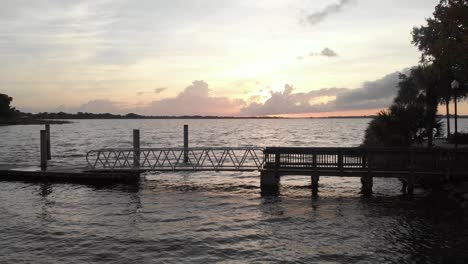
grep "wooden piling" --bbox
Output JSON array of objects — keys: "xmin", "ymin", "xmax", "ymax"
[
  {"xmin": 361, "ymin": 149, "xmax": 373, "ymax": 195},
  {"xmin": 40, "ymin": 130, "xmax": 47, "ymax": 170},
  {"xmin": 260, "ymin": 170, "xmax": 280, "ymax": 196},
  {"xmin": 184, "ymin": 124, "xmax": 189, "ymax": 163},
  {"xmin": 311, "ymin": 174, "xmax": 319, "ymax": 197},
  {"xmin": 45, "ymin": 124, "xmax": 51, "ymax": 160},
  {"xmin": 260, "ymin": 170, "xmax": 280, "ymax": 186},
  {"xmin": 312, "ymin": 150, "xmax": 320, "ymax": 196},
  {"xmin": 274, "ymin": 153, "xmax": 281, "ymax": 177},
  {"xmin": 133, "ymin": 129, "xmax": 140, "ymax": 167}
]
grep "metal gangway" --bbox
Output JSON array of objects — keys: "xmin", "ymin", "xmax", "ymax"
[{"xmin": 86, "ymin": 147, "xmax": 265, "ymax": 172}]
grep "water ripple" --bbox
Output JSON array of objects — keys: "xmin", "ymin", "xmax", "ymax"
[{"xmin": 1, "ymin": 120, "xmax": 468, "ymax": 263}]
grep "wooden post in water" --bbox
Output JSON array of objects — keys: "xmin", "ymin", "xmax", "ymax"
[
  {"xmin": 274, "ymin": 153, "xmax": 281, "ymax": 177},
  {"xmin": 40, "ymin": 130, "xmax": 48, "ymax": 170},
  {"xmin": 133, "ymin": 129, "xmax": 140, "ymax": 167},
  {"xmin": 311, "ymin": 150, "xmax": 319, "ymax": 196},
  {"xmin": 260, "ymin": 151, "xmax": 281, "ymax": 195},
  {"xmin": 311, "ymin": 174, "xmax": 319, "ymax": 197},
  {"xmin": 260, "ymin": 170, "xmax": 280, "ymax": 196},
  {"xmin": 184, "ymin": 124, "xmax": 189, "ymax": 163},
  {"xmin": 361, "ymin": 149, "xmax": 373, "ymax": 195},
  {"xmin": 45, "ymin": 124, "xmax": 51, "ymax": 160}
]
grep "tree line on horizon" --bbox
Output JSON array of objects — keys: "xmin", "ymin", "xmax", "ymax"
[
  {"xmin": 0, "ymin": 97, "xmax": 287, "ymax": 120},
  {"xmin": 0, "ymin": 94, "xmax": 20, "ymax": 120},
  {"xmin": 27, "ymin": 112, "xmax": 282, "ymax": 119},
  {"xmin": 363, "ymin": 0, "xmax": 468, "ymax": 147}
]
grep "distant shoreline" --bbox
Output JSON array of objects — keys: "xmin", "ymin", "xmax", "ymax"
[
  {"xmin": 8, "ymin": 112, "xmax": 468, "ymax": 122},
  {"xmin": 0, "ymin": 118, "xmax": 71, "ymax": 126},
  {"xmin": 0, "ymin": 115, "xmax": 378, "ymax": 125},
  {"xmin": 24, "ymin": 112, "xmax": 378, "ymax": 120},
  {"xmin": 27, "ymin": 116, "xmax": 468, "ymax": 120}
]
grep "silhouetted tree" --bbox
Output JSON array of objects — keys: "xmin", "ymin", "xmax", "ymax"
[
  {"xmin": 364, "ymin": 110, "xmax": 416, "ymax": 147},
  {"xmin": 0, "ymin": 93, "xmax": 17, "ymax": 120},
  {"xmin": 363, "ymin": 68, "xmax": 442, "ymax": 147},
  {"xmin": 412, "ymin": 65, "xmax": 440, "ymax": 147},
  {"xmin": 412, "ymin": 0, "xmax": 468, "ymax": 135}
]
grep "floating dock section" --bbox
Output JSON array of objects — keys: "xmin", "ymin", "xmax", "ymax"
[{"xmin": 0, "ymin": 165, "xmax": 140, "ymax": 183}]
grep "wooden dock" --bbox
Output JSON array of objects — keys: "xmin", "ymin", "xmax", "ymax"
[
  {"xmin": 261, "ymin": 147, "xmax": 468, "ymax": 195},
  {"xmin": 0, "ymin": 165, "xmax": 140, "ymax": 183},
  {"xmin": 3, "ymin": 146, "xmax": 467, "ymax": 196},
  {"xmin": 263, "ymin": 147, "xmax": 468, "ymax": 176},
  {"xmin": 2, "ymin": 126, "xmax": 468, "ymax": 196}
]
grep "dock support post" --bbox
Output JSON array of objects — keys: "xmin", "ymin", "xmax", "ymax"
[
  {"xmin": 184, "ymin": 124, "xmax": 189, "ymax": 163},
  {"xmin": 311, "ymin": 174, "xmax": 319, "ymax": 197},
  {"xmin": 45, "ymin": 124, "xmax": 51, "ymax": 160},
  {"xmin": 133, "ymin": 129, "xmax": 140, "ymax": 168},
  {"xmin": 361, "ymin": 150, "xmax": 373, "ymax": 195},
  {"xmin": 260, "ymin": 170, "xmax": 280, "ymax": 196},
  {"xmin": 312, "ymin": 150, "xmax": 319, "ymax": 197},
  {"xmin": 40, "ymin": 130, "xmax": 47, "ymax": 170},
  {"xmin": 361, "ymin": 174, "xmax": 373, "ymax": 196}
]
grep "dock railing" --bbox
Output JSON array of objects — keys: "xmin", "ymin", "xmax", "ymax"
[
  {"xmin": 263, "ymin": 147, "xmax": 468, "ymax": 176},
  {"xmin": 86, "ymin": 145, "xmax": 468, "ymax": 176},
  {"xmin": 86, "ymin": 147, "xmax": 265, "ymax": 172}
]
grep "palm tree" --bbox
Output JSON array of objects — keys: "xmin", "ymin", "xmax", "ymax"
[
  {"xmin": 411, "ymin": 65, "xmax": 440, "ymax": 147},
  {"xmin": 434, "ymin": 65, "xmax": 453, "ymax": 138},
  {"xmin": 363, "ymin": 66, "xmax": 442, "ymax": 148}
]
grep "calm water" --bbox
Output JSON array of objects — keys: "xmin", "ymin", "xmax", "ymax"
[{"xmin": 1, "ymin": 119, "xmax": 468, "ymax": 263}]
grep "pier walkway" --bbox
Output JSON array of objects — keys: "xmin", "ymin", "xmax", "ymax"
[
  {"xmin": 2, "ymin": 126, "xmax": 468, "ymax": 196},
  {"xmin": 85, "ymin": 146, "xmax": 468, "ymax": 195},
  {"xmin": 261, "ymin": 147, "xmax": 468, "ymax": 195}
]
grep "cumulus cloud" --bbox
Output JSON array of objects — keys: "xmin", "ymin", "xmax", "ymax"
[
  {"xmin": 154, "ymin": 87, "xmax": 167, "ymax": 94},
  {"xmin": 45, "ymin": 70, "xmax": 407, "ymax": 116},
  {"xmin": 309, "ymin": 47, "xmax": 338, "ymax": 58},
  {"xmin": 333, "ymin": 70, "xmax": 406, "ymax": 110},
  {"xmin": 241, "ymin": 70, "xmax": 404, "ymax": 115},
  {"xmin": 241, "ymin": 85, "xmax": 348, "ymax": 115},
  {"xmin": 56, "ymin": 99, "xmax": 125, "ymax": 114},
  {"xmin": 320, "ymin": 47, "xmax": 338, "ymax": 57},
  {"xmin": 137, "ymin": 80, "xmax": 245, "ymax": 116},
  {"xmin": 54, "ymin": 81, "xmax": 244, "ymax": 116},
  {"xmin": 305, "ymin": 0, "xmax": 353, "ymax": 25}
]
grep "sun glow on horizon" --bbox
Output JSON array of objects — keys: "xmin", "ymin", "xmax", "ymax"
[
  {"xmin": 3, "ymin": 0, "xmax": 459, "ymax": 116},
  {"xmin": 269, "ymin": 108, "xmax": 385, "ymax": 118}
]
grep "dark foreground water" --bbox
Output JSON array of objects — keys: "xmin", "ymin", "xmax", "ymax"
[{"xmin": 1, "ymin": 119, "xmax": 468, "ymax": 263}]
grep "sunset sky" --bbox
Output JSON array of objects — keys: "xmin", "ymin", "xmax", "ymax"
[{"xmin": 1, "ymin": 0, "xmax": 466, "ymax": 116}]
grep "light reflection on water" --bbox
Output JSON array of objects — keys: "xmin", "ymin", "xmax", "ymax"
[
  {"xmin": 0, "ymin": 119, "xmax": 374, "ymax": 166},
  {"xmin": 1, "ymin": 119, "xmax": 468, "ymax": 263}
]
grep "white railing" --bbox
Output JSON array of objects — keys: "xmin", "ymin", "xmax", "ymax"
[{"xmin": 86, "ymin": 147, "xmax": 265, "ymax": 171}]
